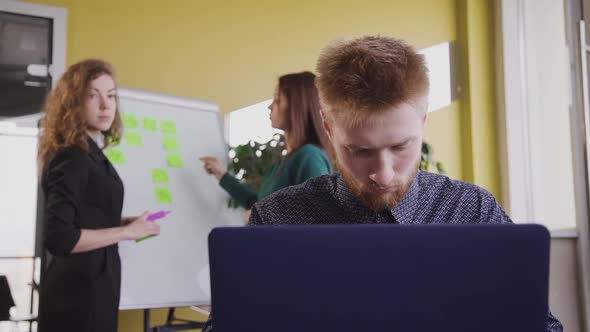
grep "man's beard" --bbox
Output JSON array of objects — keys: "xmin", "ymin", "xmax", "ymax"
[{"xmin": 335, "ymin": 155, "xmax": 419, "ymax": 211}]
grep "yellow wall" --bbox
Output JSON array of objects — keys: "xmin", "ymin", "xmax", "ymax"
[
  {"xmin": 25, "ymin": 0, "xmax": 501, "ymax": 330},
  {"xmin": 455, "ymin": 0, "xmax": 502, "ymax": 198},
  {"xmin": 28, "ymin": 0, "xmax": 466, "ymax": 181},
  {"xmin": 28, "ymin": 0, "xmax": 455, "ymax": 112},
  {"xmin": 424, "ymin": 102, "xmax": 463, "ymax": 180}
]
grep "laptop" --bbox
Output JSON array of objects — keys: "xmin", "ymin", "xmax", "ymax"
[{"xmin": 208, "ymin": 224, "xmax": 550, "ymax": 332}]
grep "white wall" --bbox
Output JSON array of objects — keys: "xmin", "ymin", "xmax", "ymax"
[
  {"xmin": 498, "ymin": 0, "xmax": 576, "ymax": 230},
  {"xmin": 524, "ymin": 0, "xmax": 576, "ymax": 230}
]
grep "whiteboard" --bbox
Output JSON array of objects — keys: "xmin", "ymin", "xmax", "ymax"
[
  {"xmin": 0, "ymin": 126, "xmax": 38, "ymax": 257},
  {"xmin": 111, "ymin": 88, "xmax": 243, "ymax": 310}
]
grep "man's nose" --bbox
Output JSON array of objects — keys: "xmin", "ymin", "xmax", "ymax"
[{"xmin": 369, "ymin": 152, "xmax": 395, "ymax": 187}]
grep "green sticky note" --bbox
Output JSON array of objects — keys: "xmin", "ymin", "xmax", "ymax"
[
  {"xmin": 155, "ymin": 187, "xmax": 173, "ymax": 203},
  {"xmin": 106, "ymin": 149, "xmax": 126, "ymax": 164},
  {"xmin": 161, "ymin": 120, "xmax": 177, "ymax": 134},
  {"xmin": 162, "ymin": 136, "xmax": 179, "ymax": 151},
  {"xmin": 122, "ymin": 114, "xmax": 138, "ymax": 129},
  {"xmin": 126, "ymin": 132, "xmax": 143, "ymax": 146},
  {"xmin": 143, "ymin": 117, "xmax": 157, "ymax": 131},
  {"xmin": 152, "ymin": 168, "xmax": 169, "ymax": 183},
  {"xmin": 167, "ymin": 154, "xmax": 184, "ymax": 168}
]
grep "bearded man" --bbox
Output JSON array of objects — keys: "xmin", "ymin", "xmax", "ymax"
[{"xmin": 247, "ymin": 35, "xmax": 563, "ymax": 332}]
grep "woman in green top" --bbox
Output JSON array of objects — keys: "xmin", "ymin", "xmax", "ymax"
[{"xmin": 200, "ymin": 71, "xmax": 332, "ymax": 209}]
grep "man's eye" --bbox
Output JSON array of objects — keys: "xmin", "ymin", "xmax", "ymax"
[{"xmin": 354, "ymin": 149, "xmax": 371, "ymax": 156}]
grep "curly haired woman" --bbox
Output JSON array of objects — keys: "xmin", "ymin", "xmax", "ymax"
[{"xmin": 37, "ymin": 59, "xmax": 159, "ymax": 332}]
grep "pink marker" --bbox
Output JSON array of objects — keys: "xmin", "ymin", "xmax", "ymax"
[
  {"xmin": 147, "ymin": 210, "xmax": 172, "ymax": 222},
  {"xmin": 136, "ymin": 211, "xmax": 171, "ymax": 243}
]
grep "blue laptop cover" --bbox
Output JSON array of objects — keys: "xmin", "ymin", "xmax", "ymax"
[{"xmin": 208, "ymin": 224, "xmax": 550, "ymax": 332}]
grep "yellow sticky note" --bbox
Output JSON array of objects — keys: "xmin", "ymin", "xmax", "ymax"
[
  {"xmin": 167, "ymin": 154, "xmax": 184, "ymax": 168},
  {"xmin": 152, "ymin": 169, "xmax": 169, "ymax": 183},
  {"xmin": 162, "ymin": 136, "xmax": 179, "ymax": 151},
  {"xmin": 143, "ymin": 117, "xmax": 158, "ymax": 131},
  {"xmin": 155, "ymin": 187, "xmax": 173, "ymax": 203},
  {"xmin": 122, "ymin": 114, "xmax": 138, "ymax": 129},
  {"xmin": 161, "ymin": 120, "xmax": 177, "ymax": 134},
  {"xmin": 106, "ymin": 149, "xmax": 126, "ymax": 164},
  {"xmin": 126, "ymin": 132, "xmax": 143, "ymax": 146}
]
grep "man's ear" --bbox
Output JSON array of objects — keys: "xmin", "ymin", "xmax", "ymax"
[{"xmin": 320, "ymin": 109, "xmax": 333, "ymax": 141}]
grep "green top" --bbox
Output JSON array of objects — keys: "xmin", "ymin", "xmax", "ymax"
[{"xmin": 219, "ymin": 144, "xmax": 332, "ymax": 209}]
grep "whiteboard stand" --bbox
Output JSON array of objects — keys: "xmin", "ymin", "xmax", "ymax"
[{"xmin": 143, "ymin": 307, "xmax": 205, "ymax": 332}]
